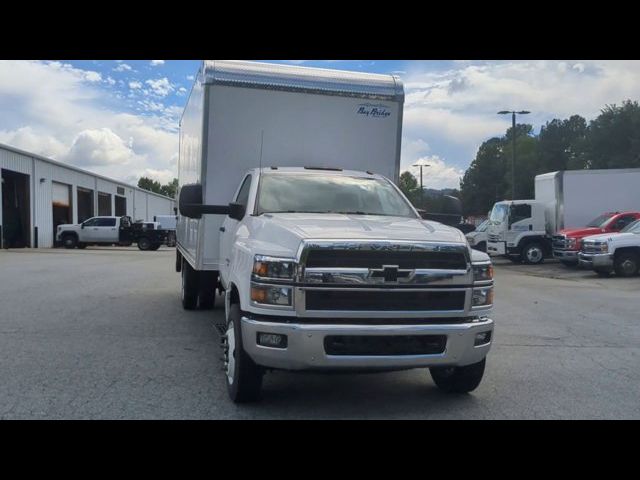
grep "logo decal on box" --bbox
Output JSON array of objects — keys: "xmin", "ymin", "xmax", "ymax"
[{"xmin": 357, "ymin": 103, "xmax": 391, "ymax": 118}]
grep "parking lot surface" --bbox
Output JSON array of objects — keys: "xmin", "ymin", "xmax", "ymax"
[{"xmin": 1, "ymin": 248, "xmax": 639, "ymax": 419}]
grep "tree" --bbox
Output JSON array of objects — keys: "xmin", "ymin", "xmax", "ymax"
[
  {"xmin": 585, "ymin": 100, "xmax": 640, "ymax": 169},
  {"xmin": 538, "ymin": 115, "xmax": 588, "ymax": 172},
  {"xmin": 138, "ymin": 177, "xmax": 179, "ymax": 198},
  {"xmin": 399, "ymin": 171, "xmax": 420, "ymax": 206},
  {"xmin": 160, "ymin": 178, "xmax": 179, "ymax": 198},
  {"xmin": 459, "ymin": 137, "xmax": 507, "ymax": 215}
]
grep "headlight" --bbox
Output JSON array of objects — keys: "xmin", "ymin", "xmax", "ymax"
[
  {"xmin": 473, "ymin": 263, "xmax": 493, "ymax": 282},
  {"xmin": 472, "ymin": 287, "xmax": 494, "ymax": 307},
  {"xmin": 250, "ymin": 283, "xmax": 293, "ymax": 307},
  {"xmin": 252, "ymin": 255, "xmax": 296, "ymax": 280},
  {"xmin": 598, "ymin": 243, "xmax": 608, "ymax": 253}
]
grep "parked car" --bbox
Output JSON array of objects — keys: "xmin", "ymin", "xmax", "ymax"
[
  {"xmin": 466, "ymin": 219, "xmax": 489, "ymax": 252},
  {"xmin": 579, "ymin": 219, "xmax": 640, "ymax": 277},
  {"xmin": 553, "ymin": 211, "xmax": 640, "ymax": 266}
]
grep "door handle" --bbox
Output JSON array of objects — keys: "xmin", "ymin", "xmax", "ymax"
[{"xmin": 219, "ymin": 227, "xmax": 226, "ymax": 232}]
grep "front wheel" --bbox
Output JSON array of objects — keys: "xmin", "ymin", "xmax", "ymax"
[
  {"xmin": 430, "ymin": 358, "xmax": 486, "ymax": 394},
  {"xmin": 225, "ymin": 304, "xmax": 263, "ymax": 403},
  {"xmin": 62, "ymin": 235, "xmax": 77, "ymax": 249},
  {"xmin": 522, "ymin": 242, "xmax": 545, "ymax": 265},
  {"xmin": 614, "ymin": 252, "xmax": 639, "ymax": 277}
]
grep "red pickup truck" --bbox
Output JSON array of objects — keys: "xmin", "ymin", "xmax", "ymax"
[{"xmin": 552, "ymin": 211, "xmax": 640, "ymax": 266}]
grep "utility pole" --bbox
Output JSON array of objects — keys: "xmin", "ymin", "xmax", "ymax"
[
  {"xmin": 412, "ymin": 163, "xmax": 430, "ymax": 208},
  {"xmin": 498, "ymin": 110, "xmax": 530, "ymax": 200}
]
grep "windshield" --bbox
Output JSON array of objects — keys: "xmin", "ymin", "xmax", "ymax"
[
  {"xmin": 621, "ymin": 219, "xmax": 640, "ymax": 233},
  {"xmin": 586, "ymin": 214, "xmax": 613, "ymax": 228},
  {"xmin": 475, "ymin": 220, "xmax": 489, "ymax": 232},
  {"xmin": 257, "ymin": 173, "xmax": 417, "ymax": 218},
  {"xmin": 489, "ymin": 204, "xmax": 509, "ymax": 224}
]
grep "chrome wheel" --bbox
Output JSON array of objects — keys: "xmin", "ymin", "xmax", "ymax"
[
  {"xmin": 525, "ymin": 245, "xmax": 543, "ymax": 264},
  {"xmin": 225, "ymin": 323, "xmax": 236, "ymax": 385},
  {"xmin": 620, "ymin": 259, "xmax": 636, "ymax": 275}
]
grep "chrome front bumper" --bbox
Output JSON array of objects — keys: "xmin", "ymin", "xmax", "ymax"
[
  {"xmin": 553, "ymin": 249, "xmax": 579, "ymax": 261},
  {"xmin": 241, "ymin": 317, "xmax": 493, "ymax": 371},
  {"xmin": 578, "ymin": 252, "xmax": 614, "ymax": 269}
]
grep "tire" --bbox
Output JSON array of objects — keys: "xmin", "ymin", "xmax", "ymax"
[
  {"xmin": 149, "ymin": 244, "xmax": 161, "ymax": 251},
  {"xmin": 198, "ymin": 271, "xmax": 218, "ymax": 310},
  {"xmin": 522, "ymin": 242, "xmax": 544, "ymax": 265},
  {"xmin": 508, "ymin": 255, "xmax": 522, "ymax": 264},
  {"xmin": 430, "ymin": 358, "xmax": 486, "ymax": 394},
  {"xmin": 181, "ymin": 259, "xmax": 199, "ymax": 310},
  {"xmin": 225, "ymin": 304, "xmax": 263, "ymax": 403},
  {"xmin": 614, "ymin": 252, "xmax": 639, "ymax": 278},
  {"xmin": 595, "ymin": 269, "xmax": 611, "ymax": 278},
  {"xmin": 175, "ymin": 249, "xmax": 182, "ymax": 272},
  {"xmin": 62, "ymin": 234, "xmax": 77, "ymax": 249},
  {"xmin": 137, "ymin": 237, "xmax": 151, "ymax": 251}
]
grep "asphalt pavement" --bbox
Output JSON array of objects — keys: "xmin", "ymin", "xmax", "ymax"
[{"xmin": 0, "ymin": 248, "xmax": 638, "ymax": 419}]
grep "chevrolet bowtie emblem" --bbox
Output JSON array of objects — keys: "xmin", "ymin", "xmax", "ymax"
[{"xmin": 369, "ymin": 265, "xmax": 413, "ymax": 282}]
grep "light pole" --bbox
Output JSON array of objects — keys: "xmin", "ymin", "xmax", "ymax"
[
  {"xmin": 412, "ymin": 162, "xmax": 430, "ymax": 208},
  {"xmin": 498, "ymin": 110, "xmax": 530, "ymax": 200}
]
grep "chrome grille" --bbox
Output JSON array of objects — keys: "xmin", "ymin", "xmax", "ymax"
[{"xmin": 552, "ymin": 235, "xmax": 568, "ymax": 250}]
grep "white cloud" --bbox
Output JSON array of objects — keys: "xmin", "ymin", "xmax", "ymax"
[
  {"xmin": 129, "ymin": 81, "xmax": 142, "ymax": 89},
  {"xmin": 0, "ymin": 60, "xmax": 179, "ymax": 183},
  {"xmin": 150, "ymin": 60, "xmax": 165, "ymax": 66},
  {"xmin": 113, "ymin": 63, "xmax": 132, "ymax": 72},
  {"xmin": 63, "ymin": 128, "xmax": 138, "ymax": 167},
  {"xmin": 105, "ymin": 76, "xmax": 116, "ymax": 86},
  {"xmin": 402, "ymin": 155, "xmax": 464, "ymax": 190},
  {"xmin": 186, "ymin": 75, "xmax": 194, "ymax": 81},
  {"xmin": 177, "ymin": 86, "xmax": 187, "ymax": 96},
  {"xmin": 145, "ymin": 77, "xmax": 174, "ymax": 97}
]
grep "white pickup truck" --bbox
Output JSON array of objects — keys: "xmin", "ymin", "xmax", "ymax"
[
  {"xmin": 579, "ymin": 219, "xmax": 640, "ymax": 277},
  {"xmin": 57, "ymin": 216, "xmax": 124, "ymax": 249},
  {"xmin": 176, "ymin": 60, "xmax": 494, "ymax": 403}
]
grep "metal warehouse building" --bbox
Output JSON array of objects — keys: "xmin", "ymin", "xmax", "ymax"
[{"xmin": 0, "ymin": 142, "xmax": 176, "ymax": 249}]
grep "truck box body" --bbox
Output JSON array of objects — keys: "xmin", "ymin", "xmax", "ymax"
[
  {"xmin": 536, "ymin": 168, "xmax": 640, "ymax": 233},
  {"xmin": 177, "ymin": 61, "xmax": 405, "ymax": 271}
]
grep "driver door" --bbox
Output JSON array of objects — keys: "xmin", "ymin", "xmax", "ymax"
[{"xmin": 220, "ymin": 174, "xmax": 252, "ymax": 282}]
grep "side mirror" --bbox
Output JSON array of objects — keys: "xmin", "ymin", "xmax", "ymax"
[
  {"xmin": 228, "ymin": 202, "xmax": 246, "ymax": 221},
  {"xmin": 179, "ymin": 184, "xmax": 204, "ymax": 219},
  {"xmin": 178, "ymin": 183, "xmax": 234, "ymax": 219}
]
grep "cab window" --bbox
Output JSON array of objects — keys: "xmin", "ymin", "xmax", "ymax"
[
  {"xmin": 82, "ymin": 218, "xmax": 98, "ymax": 227},
  {"xmin": 510, "ymin": 204, "xmax": 531, "ymax": 224},
  {"xmin": 612, "ymin": 215, "xmax": 637, "ymax": 231},
  {"xmin": 235, "ymin": 175, "xmax": 252, "ymax": 208}
]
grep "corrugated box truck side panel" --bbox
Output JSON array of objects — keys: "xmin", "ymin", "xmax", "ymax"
[
  {"xmin": 534, "ymin": 172, "xmax": 560, "ymax": 234},
  {"xmin": 197, "ymin": 84, "xmax": 403, "ymax": 270},
  {"xmin": 177, "ymin": 70, "xmax": 206, "ymax": 266}
]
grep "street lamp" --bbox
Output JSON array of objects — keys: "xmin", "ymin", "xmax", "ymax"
[
  {"xmin": 412, "ymin": 162, "xmax": 430, "ymax": 208},
  {"xmin": 498, "ymin": 110, "xmax": 530, "ymax": 199}
]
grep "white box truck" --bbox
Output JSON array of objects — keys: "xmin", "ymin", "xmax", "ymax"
[
  {"xmin": 176, "ymin": 61, "xmax": 494, "ymax": 402},
  {"xmin": 486, "ymin": 168, "xmax": 640, "ymax": 264}
]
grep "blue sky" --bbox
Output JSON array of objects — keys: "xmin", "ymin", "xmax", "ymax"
[{"xmin": 1, "ymin": 60, "xmax": 639, "ymax": 189}]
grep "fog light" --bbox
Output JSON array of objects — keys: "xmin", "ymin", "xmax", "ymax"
[
  {"xmin": 257, "ymin": 332, "xmax": 288, "ymax": 349},
  {"xmin": 474, "ymin": 331, "xmax": 492, "ymax": 346}
]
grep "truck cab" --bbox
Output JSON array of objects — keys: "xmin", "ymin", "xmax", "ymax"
[
  {"xmin": 486, "ymin": 200, "xmax": 549, "ymax": 264},
  {"xmin": 465, "ymin": 219, "xmax": 489, "ymax": 252},
  {"xmin": 178, "ymin": 167, "xmax": 494, "ymax": 402},
  {"xmin": 553, "ymin": 212, "xmax": 640, "ymax": 266}
]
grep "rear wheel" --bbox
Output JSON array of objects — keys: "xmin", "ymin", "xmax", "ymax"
[
  {"xmin": 522, "ymin": 242, "xmax": 544, "ymax": 265},
  {"xmin": 430, "ymin": 358, "xmax": 486, "ymax": 394},
  {"xmin": 181, "ymin": 259, "xmax": 199, "ymax": 310},
  {"xmin": 225, "ymin": 304, "xmax": 263, "ymax": 403},
  {"xmin": 137, "ymin": 237, "xmax": 151, "ymax": 251},
  {"xmin": 614, "ymin": 252, "xmax": 639, "ymax": 277},
  {"xmin": 62, "ymin": 234, "xmax": 77, "ymax": 249}
]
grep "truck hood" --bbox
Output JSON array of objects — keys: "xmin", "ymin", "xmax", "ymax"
[
  {"xmin": 583, "ymin": 232, "xmax": 631, "ymax": 243},
  {"xmin": 248, "ymin": 213, "xmax": 467, "ymax": 257},
  {"xmin": 57, "ymin": 224, "xmax": 78, "ymax": 230},
  {"xmin": 557, "ymin": 227, "xmax": 605, "ymax": 238}
]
